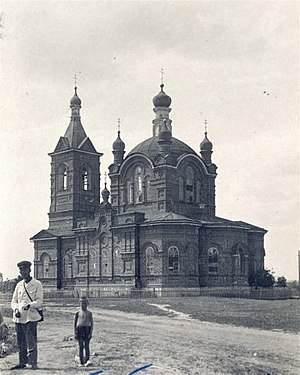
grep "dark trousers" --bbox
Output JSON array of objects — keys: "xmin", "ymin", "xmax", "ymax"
[
  {"xmin": 15, "ymin": 322, "xmax": 38, "ymax": 366},
  {"xmin": 77, "ymin": 326, "xmax": 90, "ymax": 365},
  {"xmin": 79, "ymin": 339, "xmax": 90, "ymax": 365}
]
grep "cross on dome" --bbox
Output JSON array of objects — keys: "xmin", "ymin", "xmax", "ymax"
[
  {"xmin": 73, "ymin": 73, "xmax": 78, "ymax": 87},
  {"xmin": 160, "ymin": 68, "xmax": 165, "ymax": 85}
]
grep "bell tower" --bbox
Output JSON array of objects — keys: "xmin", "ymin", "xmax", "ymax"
[{"xmin": 48, "ymin": 87, "xmax": 103, "ymax": 231}]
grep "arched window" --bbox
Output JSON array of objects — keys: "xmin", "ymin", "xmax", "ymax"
[
  {"xmin": 102, "ymin": 249, "xmax": 109, "ymax": 276},
  {"xmin": 89, "ymin": 250, "xmax": 97, "ymax": 275},
  {"xmin": 208, "ymin": 247, "xmax": 218, "ymax": 274},
  {"xmin": 238, "ymin": 247, "xmax": 246, "ymax": 274},
  {"xmin": 79, "ymin": 235, "xmax": 87, "ymax": 254},
  {"xmin": 146, "ymin": 246, "xmax": 155, "ymax": 275},
  {"xmin": 179, "ymin": 177, "xmax": 184, "ymax": 201},
  {"xmin": 114, "ymin": 247, "xmax": 123, "ymax": 274},
  {"xmin": 186, "ymin": 166, "xmax": 194, "ymax": 202},
  {"xmin": 63, "ymin": 169, "xmax": 68, "ymax": 190},
  {"xmin": 135, "ymin": 166, "xmax": 143, "ymax": 203},
  {"xmin": 168, "ymin": 246, "xmax": 179, "ymax": 273},
  {"xmin": 145, "ymin": 176, "xmax": 151, "ymax": 202},
  {"xmin": 42, "ymin": 254, "xmax": 50, "ymax": 278},
  {"xmin": 196, "ymin": 180, "xmax": 201, "ymax": 204},
  {"xmin": 82, "ymin": 168, "xmax": 89, "ymax": 190},
  {"xmin": 233, "ymin": 245, "xmax": 246, "ymax": 275},
  {"xmin": 63, "ymin": 254, "xmax": 72, "ymax": 279},
  {"xmin": 57, "ymin": 164, "xmax": 68, "ymax": 191},
  {"xmin": 126, "ymin": 179, "xmax": 133, "ymax": 203}
]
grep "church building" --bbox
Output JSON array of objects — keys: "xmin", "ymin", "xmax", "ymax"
[{"xmin": 31, "ymin": 83, "xmax": 267, "ymax": 293}]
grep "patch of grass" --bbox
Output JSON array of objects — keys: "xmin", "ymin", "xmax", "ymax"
[
  {"xmin": 91, "ymin": 297, "xmax": 300, "ymax": 334},
  {"xmin": 3, "ymin": 296, "xmax": 299, "ymax": 334}
]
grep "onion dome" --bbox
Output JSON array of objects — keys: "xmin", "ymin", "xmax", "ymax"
[
  {"xmin": 113, "ymin": 131, "xmax": 125, "ymax": 152},
  {"xmin": 200, "ymin": 132, "xmax": 213, "ymax": 151},
  {"xmin": 153, "ymin": 84, "xmax": 172, "ymax": 108},
  {"xmin": 101, "ymin": 183, "xmax": 110, "ymax": 203},
  {"xmin": 70, "ymin": 87, "xmax": 81, "ymax": 107}
]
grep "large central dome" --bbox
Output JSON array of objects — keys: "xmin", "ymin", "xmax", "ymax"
[{"xmin": 127, "ymin": 136, "xmax": 196, "ymax": 162}]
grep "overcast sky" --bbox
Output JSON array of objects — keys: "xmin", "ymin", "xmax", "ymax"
[{"xmin": 0, "ymin": 1, "xmax": 299, "ymax": 281}]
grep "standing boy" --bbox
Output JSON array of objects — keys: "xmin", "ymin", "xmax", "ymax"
[
  {"xmin": 74, "ymin": 296, "xmax": 93, "ymax": 367},
  {"xmin": 10, "ymin": 260, "xmax": 43, "ymax": 370}
]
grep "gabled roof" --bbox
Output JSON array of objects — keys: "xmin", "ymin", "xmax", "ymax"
[
  {"xmin": 53, "ymin": 137, "xmax": 70, "ymax": 153},
  {"xmin": 51, "ymin": 127, "xmax": 100, "ymax": 155},
  {"xmin": 78, "ymin": 137, "xmax": 100, "ymax": 154},
  {"xmin": 30, "ymin": 229, "xmax": 58, "ymax": 241}
]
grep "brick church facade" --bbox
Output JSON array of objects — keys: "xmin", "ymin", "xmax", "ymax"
[{"xmin": 31, "ymin": 84, "xmax": 266, "ymax": 293}]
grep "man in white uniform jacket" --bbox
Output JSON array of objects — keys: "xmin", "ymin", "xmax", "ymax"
[{"xmin": 11, "ymin": 260, "xmax": 43, "ymax": 370}]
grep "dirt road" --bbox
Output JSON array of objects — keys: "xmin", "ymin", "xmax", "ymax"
[{"xmin": 0, "ymin": 306, "xmax": 299, "ymax": 374}]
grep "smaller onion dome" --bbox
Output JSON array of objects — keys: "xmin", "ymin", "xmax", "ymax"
[
  {"xmin": 200, "ymin": 132, "xmax": 213, "ymax": 151},
  {"xmin": 70, "ymin": 87, "xmax": 81, "ymax": 106},
  {"xmin": 153, "ymin": 84, "xmax": 172, "ymax": 108},
  {"xmin": 113, "ymin": 131, "xmax": 125, "ymax": 151},
  {"xmin": 159, "ymin": 120, "xmax": 172, "ymax": 142},
  {"xmin": 101, "ymin": 183, "xmax": 110, "ymax": 203}
]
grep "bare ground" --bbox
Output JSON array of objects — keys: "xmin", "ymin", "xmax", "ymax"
[{"xmin": 0, "ymin": 304, "xmax": 299, "ymax": 375}]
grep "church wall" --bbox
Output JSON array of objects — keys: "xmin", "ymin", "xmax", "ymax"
[
  {"xmin": 114, "ymin": 156, "xmax": 155, "ymax": 216},
  {"xmin": 48, "ymin": 211, "xmax": 75, "ymax": 232},
  {"xmin": 33, "ymin": 238, "xmax": 59, "ymax": 290},
  {"xmin": 60, "ymin": 236, "xmax": 76, "ymax": 288},
  {"xmin": 139, "ymin": 224, "xmax": 200, "ymax": 288},
  {"xmin": 113, "ymin": 226, "xmax": 137, "ymax": 285},
  {"xmin": 204, "ymin": 227, "xmax": 250, "ymax": 286},
  {"xmin": 49, "ymin": 154, "xmax": 75, "ymax": 214},
  {"xmin": 207, "ymin": 175, "xmax": 217, "ymax": 219},
  {"xmin": 99, "ymin": 227, "xmax": 113, "ymax": 280},
  {"xmin": 139, "ymin": 226, "xmax": 163, "ymax": 287},
  {"xmin": 49, "ymin": 149, "xmax": 101, "ymax": 233},
  {"xmin": 170, "ymin": 157, "xmax": 214, "ymax": 220},
  {"xmin": 72, "ymin": 152, "xmax": 100, "ymax": 214},
  {"xmin": 247, "ymin": 232, "xmax": 265, "ymax": 276}
]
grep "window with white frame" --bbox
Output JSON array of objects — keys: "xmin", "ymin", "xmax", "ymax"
[
  {"xmin": 82, "ymin": 168, "xmax": 89, "ymax": 190},
  {"xmin": 208, "ymin": 247, "xmax": 219, "ymax": 274},
  {"xmin": 63, "ymin": 254, "xmax": 72, "ymax": 278},
  {"xmin": 102, "ymin": 249, "xmax": 109, "ymax": 276},
  {"xmin": 90, "ymin": 250, "xmax": 97, "ymax": 275},
  {"xmin": 168, "ymin": 246, "xmax": 179, "ymax": 273},
  {"xmin": 42, "ymin": 254, "xmax": 50, "ymax": 278},
  {"xmin": 135, "ymin": 166, "xmax": 143, "ymax": 203},
  {"xmin": 146, "ymin": 246, "xmax": 155, "ymax": 275},
  {"xmin": 63, "ymin": 169, "xmax": 68, "ymax": 190},
  {"xmin": 145, "ymin": 176, "xmax": 151, "ymax": 201},
  {"xmin": 57, "ymin": 164, "xmax": 68, "ymax": 191},
  {"xmin": 126, "ymin": 179, "xmax": 133, "ymax": 203}
]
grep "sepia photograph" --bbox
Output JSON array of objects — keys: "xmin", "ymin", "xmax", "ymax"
[{"xmin": 0, "ymin": 1, "xmax": 299, "ymax": 374}]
